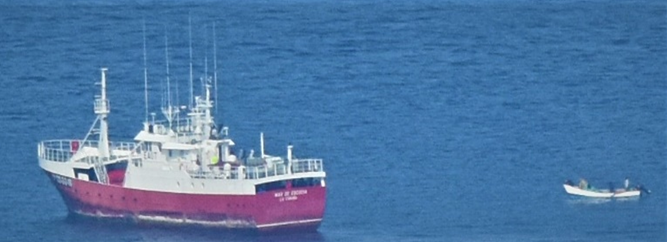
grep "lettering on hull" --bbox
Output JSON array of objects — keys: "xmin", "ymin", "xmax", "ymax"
[
  {"xmin": 274, "ymin": 189, "xmax": 308, "ymax": 202},
  {"xmin": 51, "ymin": 174, "xmax": 72, "ymax": 187}
]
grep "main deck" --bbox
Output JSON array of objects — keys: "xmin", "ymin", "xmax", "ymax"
[{"xmin": 38, "ymin": 139, "xmax": 325, "ymax": 182}]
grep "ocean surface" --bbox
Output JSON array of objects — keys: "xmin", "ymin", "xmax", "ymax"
[{"xmin": 1, "ymin": 0, "xmax": 666, "ymax": 241}]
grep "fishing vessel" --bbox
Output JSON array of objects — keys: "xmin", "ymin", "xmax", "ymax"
[
  {"xmin": 37, "ymin": 67, "xmax": 327, "ymax": 231},
  {"xmin": 563, "ymin": 180, "xmax": 641, "ymax": 198}
]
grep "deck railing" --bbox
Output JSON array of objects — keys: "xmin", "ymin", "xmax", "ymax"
[
  {"xmin": 292, "ymin": 159, "xmax": 324, "ymax": 173},
  {"xmin": 148, "ymin": 118, "xmax": 195, "ymax": 136},
  {"xmin": 187, "ymin": 158, "xmax": 324, "ymax": 180},
  {"xmin": 38, "ymin": 139, "xmax": 137, "ymax": 163},
  {"xmin": 39, "ymin": 139, "xmax": 324, "ymax": 180}
]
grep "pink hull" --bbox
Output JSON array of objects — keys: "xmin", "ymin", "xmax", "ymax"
[{"xmin": 45, "ymin": 171, "xmax": 326, "ymax": 232}]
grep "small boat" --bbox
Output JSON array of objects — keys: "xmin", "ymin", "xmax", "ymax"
[{"xmin": 563, "ymin": 180, "xmax": 641, "ymax": 198}]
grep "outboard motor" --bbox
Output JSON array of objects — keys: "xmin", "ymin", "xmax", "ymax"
[{"xmin": 637, "ymin": 185, "xmax": 651, "ymax": 196}]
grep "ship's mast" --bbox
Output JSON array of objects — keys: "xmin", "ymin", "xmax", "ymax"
[
  {"xmin": 204, "ymin": 24, "xmax": 208, "ymax": 83},
  {"xmin": 96, "ymin": 68, "xmax": 111, "ymax": 160},
  {"xmin": 213, "ymin": 22, "xmax": 218, "ymax": 116},
  {"xmin": 165, "ymin": 28, "xmax": 171, "ymax": 109},
  {"xmin": 143, "ymin": 20, "xmax": 149, "ymax": 126},
  {"xmin": 94, "ymin": 68, "xmax": 111, "ymax": 184},
  {"xmin": 205, "ymin": 81, "xmax": 212, "ymax": 128},
  {"xmin": 189, "ymin": 14, "xmax": 194, "ymax": 109},
  {"xmin": 161, "ymin": 28, "xmax": 178, "ymax": 128}
]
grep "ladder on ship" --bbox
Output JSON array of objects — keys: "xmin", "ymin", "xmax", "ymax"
[{"xmin": 94, "ymin": 158, "xmax": 109, "ymax": 184}]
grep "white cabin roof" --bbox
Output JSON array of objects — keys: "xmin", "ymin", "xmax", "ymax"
[
  {"xmin": 215, "ymin": 138, "xmax": 235, "ymax": 146},
  {"xmin": 162, "ymin": 142, "xmax": 197, "ymax": 150},
  {"xmin": 134, "ymin": 130, "xmax": 171, "ymax": 143}
]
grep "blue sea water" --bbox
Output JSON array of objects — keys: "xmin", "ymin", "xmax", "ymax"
[{"xmin": 1, "ymin": 0, "xmax": 665, "ymax": 241}]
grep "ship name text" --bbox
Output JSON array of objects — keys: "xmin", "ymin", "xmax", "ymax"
[
  {"xmin": 274, "ymin": 189, "xmax": 308, "ymax": 202},
  {"xmin": 52, "ymin": 174, "xmax": 73, "ymax": 187}
]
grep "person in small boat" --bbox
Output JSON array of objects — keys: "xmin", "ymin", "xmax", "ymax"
[
  {"xmin": 565, "ymin": 179, "xmax": 574, "ymax": 186},
  {"xmin": 624, "ymin": 177, "xmax": 630, "ymax": 190},
  {"xmin": 579, "ymin": 178, "xmax": 588, "ymax": 189}
]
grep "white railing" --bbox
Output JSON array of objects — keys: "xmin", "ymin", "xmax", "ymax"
[
  {"xmin": 110, "ymin": 142, "xmax": 137, "ymax": 152},
  {"xmin": 146, "ymin": 120, "xmax": 203, "ymax": 140},
  {"xmin": 246, "ymin": 163, "xmax": 289, "ymax": 179},
  {"xmin": 38, "ymin": 139, "xmax": 137, "ymax": 163},
  {"xmin": 38, "ymin": 140, "xmax": 74, "ymax": 162},
  {"xmin": 292, "ymin": 159, "xmax": 324, "ymax": 173},
  {"xmin": 185, "ymin": 158, "xmax": 324, "ymax": 180}
]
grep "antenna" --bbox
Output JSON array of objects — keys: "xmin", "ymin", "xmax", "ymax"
[
  {"xmin": 142, "ymin": 19, "xmax": 148, "ymax": 124},
  {"xmin": 213, "ymin": 22, "xmax": 218, "ymax": 115},
  {"xmin": 162, "ymin": 25, "xmax": 177, "ymax": 128},
  {"xmin": 189, "ymin": 13, "xmax": 194, "ymax": 109},
  {"xmin": 202, "ymin": 24, "xmax": 209, "ymax": 97},
  {"xmin": 204, "ymin": 24, "xmax": 208, "ymax": 81},
  {"xmin": 164, "ymin": 26, "xmax": 171, "ymax": 108}
]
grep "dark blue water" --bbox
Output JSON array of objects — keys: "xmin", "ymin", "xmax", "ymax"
[{"xmin": 1, "ymin": 1, "xmax": 665, "ymax": 241}]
